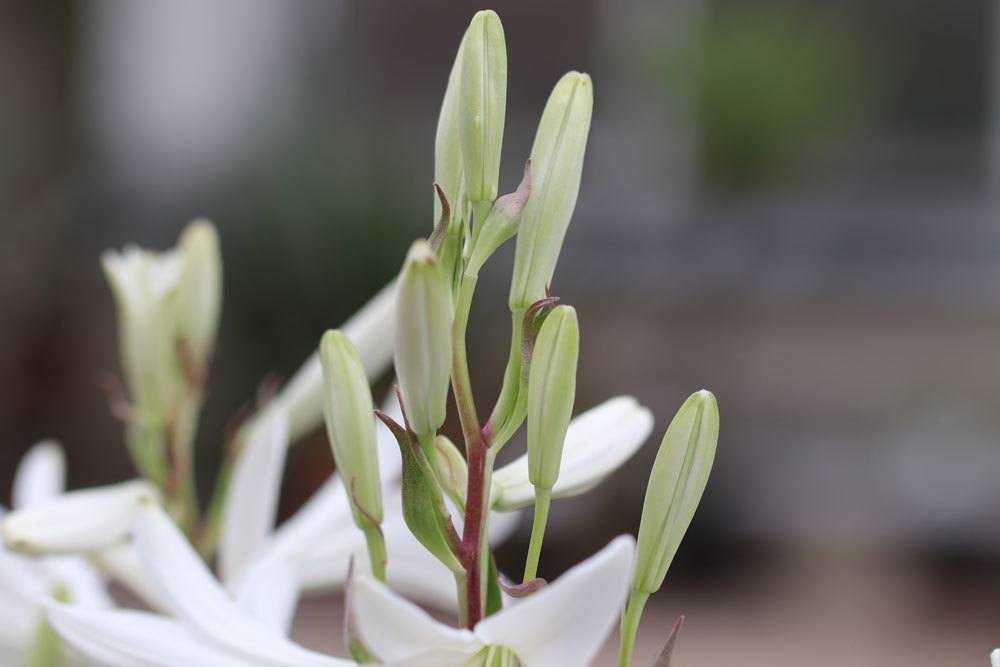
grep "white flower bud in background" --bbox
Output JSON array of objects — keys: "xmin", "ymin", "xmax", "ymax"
[
  {"xmin": 633, "ymin": 390, "xmax": 719, "ymax": 595},
  {"xmin": 175, "ymin": 220, "xmax": 222, "ymax": 380},
  {"xmin": 527, "ymin": 305, "xmax": 580, "ymax": 491},
  {"xmin": 101, "ymin": 244, "xmax": 182, "ymax": 417},
  {"xmin": 509, "ymin": 72, "xmax": 593, "ymax": 311},
  {"xmin": 394, "ymin": 240, "xmax": 453, "ymax": 439},
  {"xmin": 320, "ymin": 330, "xmax": 384, "ymax": 530},
  {"xmin": 459, "ymin": 9, "xmax": 507, "ymax": 204}
]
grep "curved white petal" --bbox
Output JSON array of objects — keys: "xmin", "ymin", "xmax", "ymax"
[
  {"xmin": 220, "ymin": 410, "xmax": 290, "ymax": 586},
  {"xmin": 278, "ymin": 282, "xmax": 397, "ymax": 443},
  {"xmin": 42, "ymin": 556, "xmax": 113, "ymax": 609},
  {"xmin": 93, "ymin": 541, "xmax": 169, "ymax": 612},
  {"xmin": 46, "ymin": 603, "xmax": 273, "ymax": 667},
  {"xmin": 351, "ymin": 574, "xmax": 481, "ymax": 664},
  {"xmin": 133, "ymin": 504, "xmax": 346, "ymax": 667},
  {"xmin": 0, "ymin": 548, "xmax": 48, "ymax": 604},
  {"xmin": 475, "ymin": 535, "xmax": 635, "ymax": 667},
  {"xmin": 2, "ymin": 480, "xmax": 156, "ymax": 554},
  {"xmin": 992, "ymin": 649, "xmax": 1000, "ymax": 667},
  {"xmin": 235, "ymin": 553, "xmax": 300, "ymax": 636},
  {"xmin": 13, "ymin": 440, "xmax": 66, "ymax": 510},
  {"xmin": 492, "ymin": 397, "xmax": 653, "ymax": 511}
]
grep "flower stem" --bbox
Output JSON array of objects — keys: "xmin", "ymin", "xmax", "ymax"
[
  {"xmin": 451, "ymin": 273, "xmax": 482, "ymax": 452},
  {"xmin": 363, "ymin": 525, "xmax": 388, "ymax": 582},
  {"xmin": 522, "ymin": 486, "xmax": 552, "ymax": 582},
  {"xmin": 618, "ymin": 589, "xmax": 650, "ymax": 667}
]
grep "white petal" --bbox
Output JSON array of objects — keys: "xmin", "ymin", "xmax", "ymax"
[
  {"xmin": 351, "ymin": 574, "xmax": 481, "ymax": 664},
  {"xmin": 492, "ymin": 397, "xmax": 653, "ymax": 511},
  {"xmin": 13, "ymin": 440, "xmax": 66, "ymax": 510},
  {"xmin": 992, "ymin": 649, "xmax": 1000, "ymax": 667},
  {"xmin": 93, "ymin": 541, "xmax": 169, "ymax": 611},
  {"xmin": 220, "ymin": 410, "xmax": 289, "ymax": 586},
  {"xmin": 235, "ymin": 553, "xmax": 300, "ymax": 636},
  {"xmin": 277, "ymin": 282, "xmax": 397, "ymax": 443},
  {"xmin": 2, "ymin": 480, "xmax": 156, "ymax": 554},
  {"xmin": 46, "ymin": 603, "xmax": 273, "ymax": 667},
  {"xmin": 0, "ymin": 546, "xmax": 48, "ymax": 603},
  {"xmin": 0, "ymin": 590, "xmax": 35, "ymax": 649},
  {"xmin": 133, "ymin": 504, "xmax": 346, "ymax": 666},
  {"xmin": 42, "ymin": 556, "xmax": 113, "ymax": 609},
  {"xmin": 475, "ymin": 535, "xmax": 635, "ymax": 667}
]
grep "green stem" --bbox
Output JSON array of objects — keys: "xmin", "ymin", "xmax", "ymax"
[
  {"xmin": 489, "ymin": 308, "xmax": 527, "ymax": 449},
  {"xmin": 363, "ymin": 525, "xmax": 388, "ymax": 582},
  {"xmin": 451, "ymin": 273, "xmax": 482, "ymax": 451},
  {"xmin": 619, "ymin": 589, "xmax": 650, "ymax": 667},
  {"xmin": 522, "ymin": 486, "xmax": 552, "ymax": 582},
  {"xmin": 455, "ymin": 571, "xmax": 469, "ymax": 628}
]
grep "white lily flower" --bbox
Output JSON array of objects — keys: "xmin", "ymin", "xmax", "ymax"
[
  {"xmin": 0, "ymin": 442, "xmax": 113, "ymax": 662},
  {"xmin": 351, "ymin": 535, "xmax": 635, "ymax": 667},
  {"xmin": 3, "ymin": 478, "xmax": 158, "ymax": 555},
  {"xmin": 491, "ymin": 396, "xmax": 654, "ymax": 511}
]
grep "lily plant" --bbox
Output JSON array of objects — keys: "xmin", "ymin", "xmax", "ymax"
[{"xmin": 2, "ymin": 9, "xmax": 720, "ymax": 667}]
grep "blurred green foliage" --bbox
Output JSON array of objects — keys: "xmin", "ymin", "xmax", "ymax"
[{"xmin": 687, "ymin": 6, "xmax": 864, "ymax": 190}]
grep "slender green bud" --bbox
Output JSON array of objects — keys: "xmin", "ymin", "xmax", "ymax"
[
  {"xmin": 320, "ymin": 330, "xmax": 383, "ymax": 528},
  {"xmin": 176, "ymin": 219, "xmax": 222, "ymax": 375},
  {"xmin": 633, "ymin": 390, "xmax": 719, "ymax": 595},
  {"xmin": 434, "ymin": 28, "xmax": 467, "ymax": 228},
  {"xmin": 509, "ymin": 72, "xmax": 593, "ymax": 311},
  {"xmin": 394, "ymin": 240, "xmax": 453, "ymax": 438},
  {"xmin": 527, "ymin": 305, "xmax": 580, "ymax": 490},
  {"xmin": 459, "ymin": 9, "xmax": 507, "ymax": 204}
]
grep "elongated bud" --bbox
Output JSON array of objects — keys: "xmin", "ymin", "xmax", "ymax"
[
  {"xmin": 176, "ymin": 220, "xmax": 222, "ymax": 375},
  {"xmin": 394, "ymin": 240, "xmax": 453, "ymax": 438},
  {"xmin": 633, "ymin": 390, "xmax": 719, "ymax": 594},
  {"xmin": 509, "ymin": 72, "xmax": 593, "ymax": 311},
  {"xmin": 527, "ymin": 305, "xmax": 580, "ymax": 490},
  {"xmin": 320, "ymin": 330, "xmax": 383, "ymax": 528},
  {"xmin": 434, "ymin": 29, "xmax": 467, "ymax": 228},
  {"xmin": 459, "ymin": 10, "xmax": 507, "ymax": 203},
  {"xmin": 101, "ymin": 245, "xmax": 182, "ymax": 415}
]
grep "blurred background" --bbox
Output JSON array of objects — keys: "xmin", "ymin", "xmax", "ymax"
[{"xmin": 2, "ymin": 0, "xmax": 1000, "ymax": 664}]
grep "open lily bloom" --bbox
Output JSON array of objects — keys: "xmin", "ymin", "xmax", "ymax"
[
  {"xmin": 351, "ymin": 535, "xmax": 635, "ymax": 667},
  {"xmin": 47, "ymin": 502, "xmax": 350, "ymax": 667},
  {"xmin": 0, "ymin": 442, "xmax": 113, "ymax": 663},
  {"xmin": 491, "ymin": 396, "xmax": 654, "ymax": 511}
]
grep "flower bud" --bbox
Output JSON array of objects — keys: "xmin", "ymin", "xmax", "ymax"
[
  {"xmin": 176, "ymin": 220, "xmax": 222, "ymax": 374},
  {"xmin": 434, "ymin": 28, "xmax": 467, "ymax": 228},
  {"xmin": 527, "ymin": 305, "xmax": 579, "ymax": 491},
  {"xmin": 633, "ymin": 390, "xmax": 719, "ymax": 595},
  {"xmin": 320, "ymin": 330, "xmax": 383, "ymax": 529},
  {"xmin": 509, "ymin": 72, "xmax": 593, "ymax": 311},
  {"xmin": 394, "ymin": 240, "xmax": 453, "ymax": 438},
  {"xmin": 459, "ymin": 10, "xmax": 507, "ymax": 203},
  {"xmin": 101, "ymin": 244, "xmax": 182, "ymax": 416}
]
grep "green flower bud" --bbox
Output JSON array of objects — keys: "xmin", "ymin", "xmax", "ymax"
[
  {"xmin": 633, "ymin": 390, "xmax": 719, "ymax": 595},
  {"xmin": 509, "ymin": 72, "xmax": 593, "ymax": 311},
  {"xmin": 320, "ymin": 330, "xmax": 383, "ymax": 529},
  {"xmin": 527, "ymin": 305, "xmax": 580, "ymax": 491},
  {"xmin": 394, "ymin": 240, "xmax": 453, "ymax": 438},
  {"xmin": 459, "ymin": 9, "xmax": 507, "ymax": 204},
  {"xmin": 434, "ymin": 27, "xmax": 467, "ymax": 228},
  {"xmin": 176, "ymin": 220, "xmax": 222, "ymax": 378}
]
